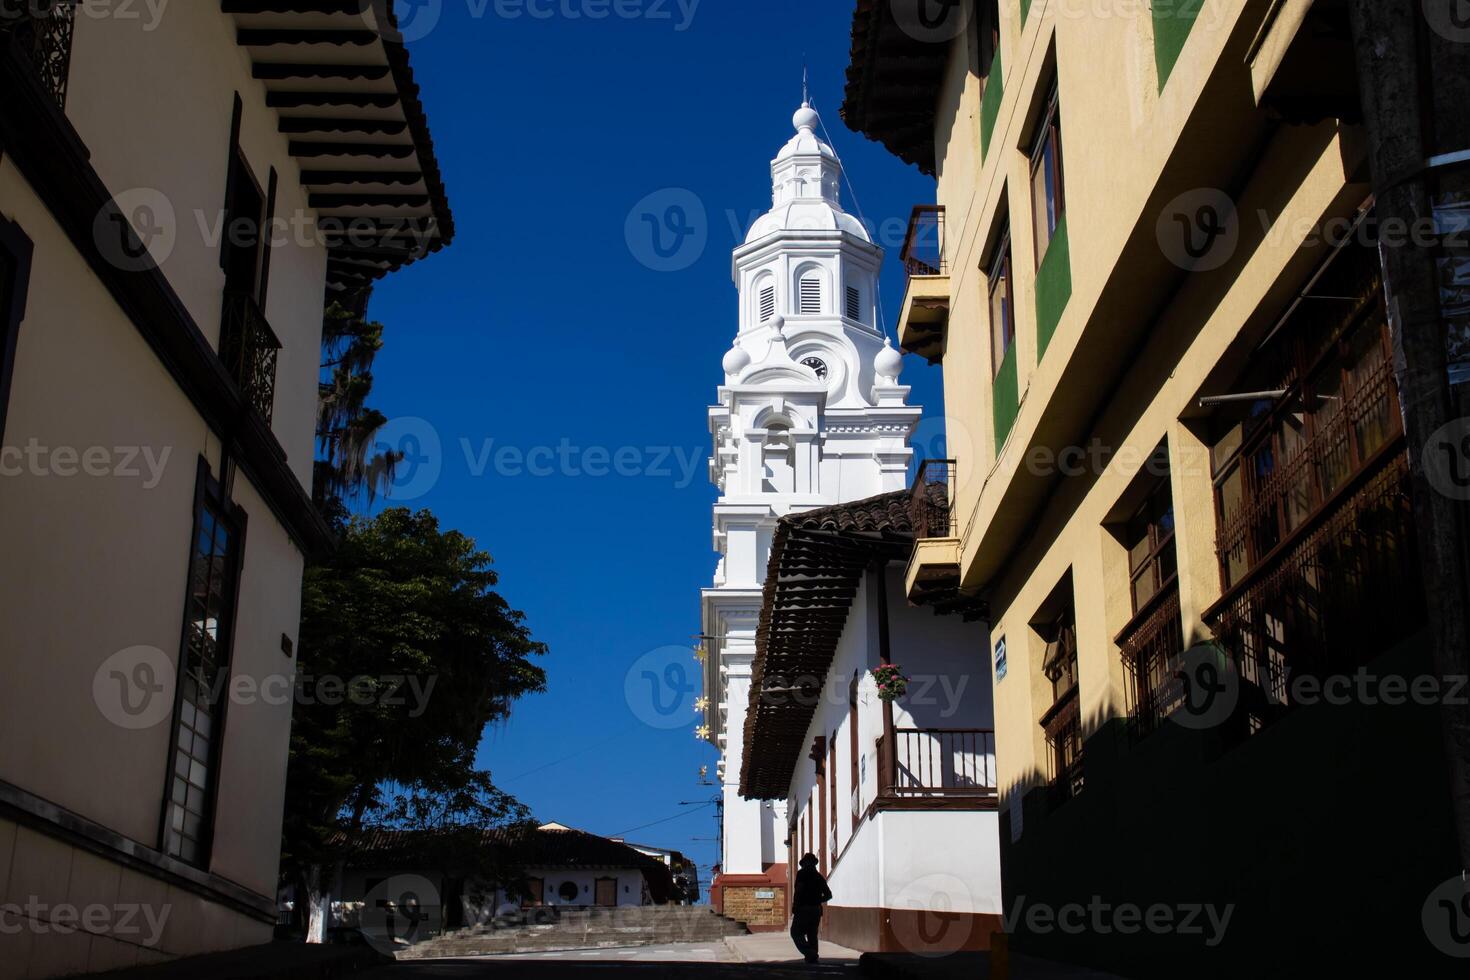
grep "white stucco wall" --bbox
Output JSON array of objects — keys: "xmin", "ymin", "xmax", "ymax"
[{"xmin": 784, "ymin": 565, "xmax": 1001, "ymax": 918}]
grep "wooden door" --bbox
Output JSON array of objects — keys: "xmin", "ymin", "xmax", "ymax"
[{"xmin": 595, "ymin": 877, "xmax": 617, "ymax": 907}]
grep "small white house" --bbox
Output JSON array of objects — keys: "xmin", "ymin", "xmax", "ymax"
[
  {"xmin": 328, "ymin": 823, "xmax": 677, "ymax": 938},
  {"xmin": 741, "ymin": 489, "xmax": 1004, "ymax": 954}
]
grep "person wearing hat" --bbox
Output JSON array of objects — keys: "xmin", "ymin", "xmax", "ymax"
[{"xmin": 790, "ymin": 853, "xmax": 833, "ymax": 964}]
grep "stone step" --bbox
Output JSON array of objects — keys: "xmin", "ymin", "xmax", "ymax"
[{"xmin": 396, "ymin": 906, "xmax": 750, "ymax": 960}]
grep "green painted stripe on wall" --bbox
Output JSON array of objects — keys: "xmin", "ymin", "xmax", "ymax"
[
  {"xmin": 979, "ymin": 47, "xmax": 1004, "ymax": 159},
  {"xmin": 1035, "ymin": 216, "xmax": 1071, "ymax": 358},
  {"xmin": 1152, "ymin": 0, "xmax": 1203, "ymax": 88},
  {"xmin": 992, "ymin": 343, "xmax": 1019, "ymax": 454}
]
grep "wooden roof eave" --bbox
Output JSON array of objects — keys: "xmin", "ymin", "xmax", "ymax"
[{"xmin": 222, "ymin": 0, "xmax": 454, "ymax": 294}]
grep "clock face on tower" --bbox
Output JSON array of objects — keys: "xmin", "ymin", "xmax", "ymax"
[{"xmin": 801, "ymin": 357, "xmax": 828, "ymax": 380}]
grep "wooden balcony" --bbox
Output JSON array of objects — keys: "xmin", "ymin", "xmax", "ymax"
[
  {"xmin": 897, "ymin": 206, "xmax": 949, "ymax": 365},
  {"xmin": 873, "ymin": 728, "xmax": 997, "ymax": 813},
  {"xmin": 1205, "ymin": 442, "xmax": 1422, "ymax": 716},
  {"xmin": 220, "ymin": 290, "xmax": 283, "ymax": 425},
  {"xmin": 904, "ymin": 460, "xmax": 985, "ymax": 619}
]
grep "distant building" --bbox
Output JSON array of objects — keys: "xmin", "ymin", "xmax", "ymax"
[
  {"xmin": 740, "ymin": 490, "xmax": 1002, "ymax": 954},
  {"xmin": 619, "ymin": 842, "xmax": 700, "ymax": 904},
  {"xmin": 326, "ymin": 823, "xmax": 676, "ymax": 939},
  {"xmin": 700, "ymin": 99, "xmax": 922, "ymax": 931},
  {"xmin": 0, "ymin": 5, "xmax": 450, "ymax": 975}
]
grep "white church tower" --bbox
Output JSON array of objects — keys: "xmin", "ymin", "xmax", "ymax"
[{"xmin": 700, "ymin": 102, "xmax": 920, "ymax": 923}]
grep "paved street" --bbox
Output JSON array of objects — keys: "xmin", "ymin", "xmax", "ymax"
[{"xmin": 358, "ymin": 935, "xmax": 861, "ymax": 978}]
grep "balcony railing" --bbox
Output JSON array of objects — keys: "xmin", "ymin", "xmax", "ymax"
[
  {"xmin": 1206, "ymin": 443, "xmax": 1422, "ymax": 714},
  {"xmin": 221, "ymin": 290, "xmax": 282, "ymax": 425},
  {"xmin": 909, "ymin": 458, "xmax": 957, "ymax": 539},
  {"xmin": 878, "ymin": 728, "xmax": 996, "ymax": 798},
  {"xmin": 1039, "ymin": 686, "xmax": 1083, "ymax": 801},
  {"xmin": 6, "ymin": 1, "xmax": 76, "ymax": 110},
  {"xmin": 900, "ymin": 205, "xmax": 946, "ymax": 277},
  {"xmin": 1118, "ymin": 581, "xmax": 1185, "ymax": 737}
]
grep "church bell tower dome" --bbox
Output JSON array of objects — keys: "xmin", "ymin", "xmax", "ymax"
[{"xmin": 744, "ymin": 102, "xmax": 870, "ymax": 245}]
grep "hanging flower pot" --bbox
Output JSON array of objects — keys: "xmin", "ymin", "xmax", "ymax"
[{"xmin": 871, "ymin": 664, "xmax": 909, "ymax": 702}]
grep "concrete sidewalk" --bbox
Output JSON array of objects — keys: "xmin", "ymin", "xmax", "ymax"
[{"xmin": 723, "ymin": 931, "xmax": 860, "ymax": 965}]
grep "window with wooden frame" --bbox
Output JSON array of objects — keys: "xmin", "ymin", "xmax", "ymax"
[
  {"xmin": 161, "ymin": 459, "xmax": 246, "ymax": 868},
  {"xmin": 1036, "ymin": 584, "xmax": 1083, "ymax": 799},
  {"xmin": 1209, "ymin": 295, "xmax": 1402, "ymax": 593},
  {"xmin": 986, "ymin": 221, "xmax": 1014, "ymax": 378},
  {"xmin": 1125, "ymin": 466, "xmax": 1177, "ymax": 614},
  {"xmin": 1028, "ymin": 81, "xmax": 1065, "ymax": 267},
  {"xmin": 0, "ymin": 216, "xmax": 34, "ymax": 443}
]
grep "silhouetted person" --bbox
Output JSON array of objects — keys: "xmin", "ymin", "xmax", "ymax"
[{"xmin": 790, "ymin": 853, "xmax": 832, "ymax": 965}]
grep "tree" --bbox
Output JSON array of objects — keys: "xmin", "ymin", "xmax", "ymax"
[
  {"xmin": 280, "ymin": 508, "xmax": 548, "ymax": 940},
  {"xmin": 314, "ymin": 300, "xmax": 400, "ymax": 512}
]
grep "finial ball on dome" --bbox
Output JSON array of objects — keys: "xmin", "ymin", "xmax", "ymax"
[
  {"xmin": 723, "ymin": 341, "xmax": 752, "ymax": 376},
  {"xmin": 875, "ymin": 337, "xmax": 904, "ymax": 380},
  {"xmin": 793, "ymin": 102, "xmax": 820, "ymax": 133}
]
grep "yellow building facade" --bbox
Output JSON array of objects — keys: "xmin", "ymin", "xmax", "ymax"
[{"xmin": 844, "ymin": 0, "xmax": 1458, "ymax": 973}]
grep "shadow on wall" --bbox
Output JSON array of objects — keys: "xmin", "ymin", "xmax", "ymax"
[{"xmin": 999, "ymin": 629, "xmax": 1459, "ymax": 979}]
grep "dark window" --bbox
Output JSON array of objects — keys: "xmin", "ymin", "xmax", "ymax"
[
  {"xmin": 1125, "ymin": 470, "xmax": 1177, "ymax": 614},
  {"xmin": 223, "ymin": 149, "xmax": 267, "ymax": 302},
  {"xmin": 968, "ymin": 0, "xmax": 1001, "ymax": 76},
  {"xmin": 846, "ymin": 285, "xmax": 862, "ymax": 322},
  {"xmin": 0, "ymin": 218, "xmax": 35, "ymax": 442},
  {"xmin": 1029, "ymin": 82, "xmax": 1065, "ymax": 266},
  {"xmin": 162, "ymin": 461, "xmax": 245, "ymax": 867},
  {"xmin": 1038, "ymin": 589, "xmax": 1083, "ymax": 800},
  {"xmin": 987, "ymin": 222, "xmax": 1014, "ymax": 377}
]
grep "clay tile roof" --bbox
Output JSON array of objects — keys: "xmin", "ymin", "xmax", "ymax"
[{"xmin": 840, "ymin": 0, "xmax": 952, "ymax": 176}]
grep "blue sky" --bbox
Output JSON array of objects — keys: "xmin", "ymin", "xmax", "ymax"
[{"xmin": 362, "ymin": 0, "xmax": 944, "ymax": 891}]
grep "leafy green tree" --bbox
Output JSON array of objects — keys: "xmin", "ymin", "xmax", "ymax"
[{"xmin": 281, "ymin": 508, "xmax": 548, "ymax": 939}]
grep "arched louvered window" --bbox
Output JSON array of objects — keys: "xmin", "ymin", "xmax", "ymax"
[
  {"xmin": 798, "ymin": 274, "xmax": 822, "ymax": 315},
  {"xmin": 758, "ymin": 284, "xmax": 777, "ymax": 323},
  {"xmin": 845, "ymin": 285, "xmax": 862, "ymax": 322}
]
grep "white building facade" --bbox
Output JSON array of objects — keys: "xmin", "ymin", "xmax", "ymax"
[{"xmin": 700, "ymin": 102, "xmax": 920, "ymax": 928}]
